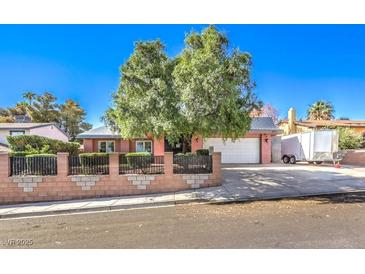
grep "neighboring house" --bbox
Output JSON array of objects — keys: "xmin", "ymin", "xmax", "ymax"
[
  {"xmin": 0, "ymin": 123, "xmax": 69, "ymax": 151},
  {"xmin": 76, "ymin": 117, "xmax": 281, "ymax": 164},
  {"xmin": 279, "ymin": 108, "xmax": 365, "ymax": 138}
]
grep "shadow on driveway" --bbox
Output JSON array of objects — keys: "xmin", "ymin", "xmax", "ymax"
[{"xmin": 220, "ymin": 164, "xmax": 365, "ymax": 200}]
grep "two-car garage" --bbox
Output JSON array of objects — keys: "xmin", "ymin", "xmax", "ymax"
[
  {"xmin": 203, "ymin": 138, "xmax": 260, "ymax": 164},
  {"xmin": 195, "ymin": 117, "xmax": 281, "ymax": 164}
]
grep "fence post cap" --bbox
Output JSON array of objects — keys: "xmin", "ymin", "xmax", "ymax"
[
  {"xmin": 57, "ymin": 152, "xmax": 69, "ymax": 156},
  {"xmin": 0, "ymin": 151, "xmax": 10, "ymax": 155},
  {"xmin": 109, "ymin": 152, "xmax": 120, "ymax": 156},
  {"xmin": 164, "ymin": 152, "xmax": 173, "ymax": 155}
]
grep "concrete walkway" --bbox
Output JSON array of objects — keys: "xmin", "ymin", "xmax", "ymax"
[{"xmin": 1, "ymin": 163, "xmax": 365, "ymax": 219}]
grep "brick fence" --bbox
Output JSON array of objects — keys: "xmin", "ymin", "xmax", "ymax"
[
  {"xmin": 341, "ymin": 149, "xmax": 365, "ymax": 166},
  {"xmin": 0, "ymin": 152, "xmax": 221, "ymax": 204}
]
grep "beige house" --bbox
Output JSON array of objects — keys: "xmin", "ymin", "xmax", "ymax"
[
  {"xmin": 278, "ymin": 108, "xmax": 365, "ymax": 138},
  {"xmin": 0, "ymin": 123, "xmax": 69, "ymax": 151}
]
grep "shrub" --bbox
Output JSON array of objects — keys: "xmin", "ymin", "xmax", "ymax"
[
  {"xmin": 79, "ymin": 153, "xmax": 109, "ymax": 157},
  {"xmin": 196, "ymin": 149, "xmax": 209, "ymax": 156},
  {"xmin": 79, "ymin": 153, "xmax": 109, "ymax": 167},
  {"xmin": 7, "ymin": 135, "xmax": 80, "ymax": 155},
  {"xmin": 25, "ymin": 154, "xmax": 57, "ymax": 176},
  {"xmin": 338, "ymin": 127, "xmax": 363, "ymax": 150},
  {"xmin": 125, "ymin": 152, "xmax": 152, "ymax": 169}
]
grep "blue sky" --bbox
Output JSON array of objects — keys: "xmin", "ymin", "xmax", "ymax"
[{"xmin": 1, "ymin": 24, "xmax": 365, "ymax": 127}]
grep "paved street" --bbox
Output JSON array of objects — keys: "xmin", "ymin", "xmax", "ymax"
[{"xmin": 1, "ymin": 193, "xmax": 365, "ymax": 248}]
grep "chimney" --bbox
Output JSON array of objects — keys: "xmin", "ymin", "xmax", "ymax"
[{"xmin": 288, "ymin": 107, "xmax": 297, "ymax": 134}]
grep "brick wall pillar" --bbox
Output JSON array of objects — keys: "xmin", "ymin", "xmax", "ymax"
[
  {"xmin": 261, "ymin": 134, "xmax": 272, "ymax": 164},
  {"xmin": 0, "ymin": 152, "xmax": 10, "ymax": 178},
  {"xmin": 57, "ymin": 152, "xmax": 69, "ymax": 177},
  {"xmin": 164, "ymin": 152, "xmax": 173, "ymax": 176},
  {"xmin": 212, "ymin": 152, "xmax": 221, "ymax": 185},
  {"xmin": 109, "ymin": 153, "xmax": 119, "ymax": 177},
  {"xmin": 191, "ymin": 135, "xmax": 203, "ymax": 153}
]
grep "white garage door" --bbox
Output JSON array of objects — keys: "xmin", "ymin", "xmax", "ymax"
[{"xmin": 203, "ymin": 138, "xmax": 260, "ymax": 164}]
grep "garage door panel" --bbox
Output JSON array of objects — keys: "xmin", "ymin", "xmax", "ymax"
[{"xmin": 203, "ymin": 138, "xmax": 260, "ymax": 164}]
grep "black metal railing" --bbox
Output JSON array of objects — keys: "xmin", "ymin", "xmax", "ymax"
[
  {"xmin": 10, "ymin": 156, "xmax": 57, "ymax": 176},
  {"xmin": 68, "ymin": 155, "xmax": 109, "ymax": 175},
  {"xmin": 119, "ymin": 154, "xmax": 164, "ymax": 174},
  {"xmin": 173, "ymin": 155, "xmax": 212, "ymax": 174}
]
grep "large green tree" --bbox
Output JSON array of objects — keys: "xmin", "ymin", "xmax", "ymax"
[
  {"xmin": 0, "ymin": 92, "xmax": 92, "ymax": 141},
  {"xmin": 103, "ymin": 40, "xmax": 178, "ymax": 142},
  {"xmin": 104, "ymin": 26, "xmax": 260, "ymax": 152},
  {"xmin": 307, "ymin": 100, "xmax": 335, "ymax": 120},
  {"xmin": 58, "ymin": 99, "xmax": 92, "ymax": 141}
]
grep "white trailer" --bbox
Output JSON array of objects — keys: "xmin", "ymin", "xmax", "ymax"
[{"xmin": 281, "ymin": 130, "xmax": 339, "ymax": 164}]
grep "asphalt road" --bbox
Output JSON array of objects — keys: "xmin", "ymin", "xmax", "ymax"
[{"xmin": 1, "ymin": 193, "xmax": 365, "ymax": 248}]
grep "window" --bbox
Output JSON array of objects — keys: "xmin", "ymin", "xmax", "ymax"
[
  {"xmin": 10, "ymin": 130, "xmax": 25, "ymax": 136},
  {"xmin": 136, "ymin": 140, "xmax": 152, "ymax": 153},
  {"xmin": 98, "ymin": 141, "xmax": 115, "ymax": 153}
]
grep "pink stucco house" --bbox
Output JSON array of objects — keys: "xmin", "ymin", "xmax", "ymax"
[
  {"xmin": 0, "ymin": 123, "xmax": 69, "ymax": 151},
  {"xmin": 77, "ymin": 117, "xmax": 281, "ymax": 164}
]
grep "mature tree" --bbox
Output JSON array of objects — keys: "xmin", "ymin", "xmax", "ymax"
[
  {"xmin": 28, "ymin": 92, "xmax": 59, "ymax": 122},
  {"xmin": 104, "ymin": 26, "xmax": 261, "ymax": 152},
  {"xmin": 58, "ymin": 99, "xmax": 92, "ymax": 141},
  {"xmin": 307, "ymin": 100, "xmax": 334, "ymax": 120},
  {"xmin": 0, "ymin": 92, "xmax": 92, "ymax": 140},
  {"xmin": 251, "ymin": 103, "xmax": 279, "ymax": 124},
  {"xmin": 103, "ymin": 40, "xmax": 178, "ymax": 142},
  {"xmin": 22, "ymin": 91, "xmax": 36, "ymax": 105},
  {"xmin": 173, "ymin": 26, "xmax": 260, "ymax": 147}
]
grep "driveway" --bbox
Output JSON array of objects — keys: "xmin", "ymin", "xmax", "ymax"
[{"xmin": 221, "ymin": 163, "xmax": 365, "ymax": 200}]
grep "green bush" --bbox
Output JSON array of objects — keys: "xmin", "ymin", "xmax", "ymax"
[
  {"xmin": 79, "ymin": 153, "xmax": 109, "ymax": 157},
  {"xmin": 78, "ymin": 153, "xmax": 109, "ymax": 171},
  {"xmin": 175, "ymin": 152, "xmax": 193, "ymax": 156},
  {"xmin": 195, "ymin": 149, "xmax": 209, "ymax": 156},
  {"xmin": 338, "ymin": 127, "xmax": 363, "ymax": 150},
  {"xmin": 25, "ymin": 154, "xmax": 57, "ymax": 176},
  {"xmin": 125, "ymin": 152, "xmax": 152, "ymax": 169},
  {"xmin": 25, "ymin": 154, "xmax": 56, "ymax": 158},
  {"xmin": 7, "ymin": 135, "xmax": 80, "ymax": 155}
]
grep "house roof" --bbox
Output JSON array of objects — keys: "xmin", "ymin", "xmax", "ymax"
[
  {"xmin": 250, "ymin": 117, "xmax": 281, "ymax": 132},
  {"xmin": 76, "ymin": 126, "xmax": 121, "ymax": 139},
  {"xmin": 279, "ymin": 119, "xmax": 365, "ymax": 128},
  {"xmin": 0, "ymin": 122, "xmax": 69, "ymax": 139},
  {"xmin": 77, "ymin": 117, "xmax": 281, "ymax": 139},
  {"xmin": 0, "ymin": 122, "xmax": 58, "ymax": 130}
]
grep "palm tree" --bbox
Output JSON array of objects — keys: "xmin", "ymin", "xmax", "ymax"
[
  {"xmin": 307, "ymin": 100, "xmax": 335, "ymax": 120},
  {"xmin": 22, "ymin": 91, "xmax": 36, "ymax": 105}
]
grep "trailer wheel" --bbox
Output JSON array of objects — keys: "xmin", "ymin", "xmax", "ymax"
[
  {"xmin": 282, "ymin": 155, "xmax": 290, "ymax": 164},
  {"xmin": 289, "ymin": 156, "xmax": 296, "ymax": 164},
  {"xmin": 314, "ymin": 161, "xmax": 323, "ymax": 165}
]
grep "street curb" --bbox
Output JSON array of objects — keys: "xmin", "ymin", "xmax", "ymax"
[{"xmin": 1, "ymin": 190, "xmax": 365, "ymax": 219}]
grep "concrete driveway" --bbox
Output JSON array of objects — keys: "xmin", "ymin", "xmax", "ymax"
[{"xmin": 221, "ymin": 163, "xmax": 365, "ymax": 200}]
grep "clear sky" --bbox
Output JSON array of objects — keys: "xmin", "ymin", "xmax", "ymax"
[{"xmin": 1, "ymin": 24, "xmax": 365, "ymax": 127}]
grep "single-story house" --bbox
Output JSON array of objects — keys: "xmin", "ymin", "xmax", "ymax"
[
  {"xmin": 0, "ymin": 123, "xmax": 69, "ymax": 150},
  {"xmin": 77, "ymin": 117, "xmax": 281, "ymax": 164},
  {"xmin": 279, "ymin": 107, "xmax": 365, "ymax": 137}
]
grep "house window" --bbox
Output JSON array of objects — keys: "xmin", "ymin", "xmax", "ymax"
[
  {"xmin": 10, "ymin": 130, "xmax": 25, "ymax": 136},
  {"xmin": 136, "ymin": 140, "xmax": 152, "ymax": 153},
  {"xmin": 98, "ymin": 141, "xmax": 115, "ymax": 153}
]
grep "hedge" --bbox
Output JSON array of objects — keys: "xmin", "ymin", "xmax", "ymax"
[
  {"xmin": 125, "ymin": 152, "xmax": 152, "ymax": 169},
  {"xmin": 195, "ymin": 149, "xmax": 209, "ymax": 156},
  {"xmin": 78, "ymin": 153, "xmax": 109, "ymax": 158},
  {"xmin": 7, "ymin": 135, "xmax": 80, "ymax": 155}
]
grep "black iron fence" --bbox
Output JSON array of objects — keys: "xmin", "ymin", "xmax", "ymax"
[
  {"xmin": 119, "ymin": 154, "xmax": 164, "ymax": 174},
  {"xmin": 69, "ymin": 155, "xmax": 109, "ymax": 175},
  {"xmin": 10, "ymin": 156, "xmax": 57, "ymax": 176},
  {"xmin": 173, "ymin": 155, "xmax": 212, "ymax": 174}
]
